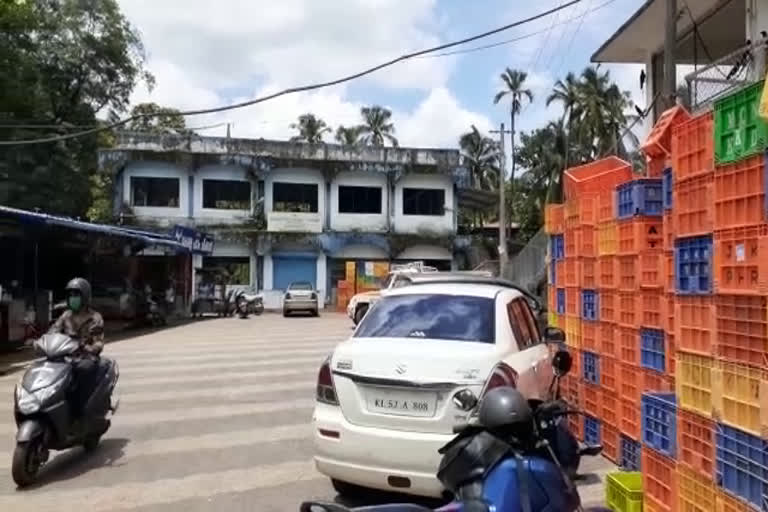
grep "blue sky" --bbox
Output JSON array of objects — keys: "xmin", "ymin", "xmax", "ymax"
[{"xmin": 122, "ymin": 0, "xmax": 647, "ymax": 148}]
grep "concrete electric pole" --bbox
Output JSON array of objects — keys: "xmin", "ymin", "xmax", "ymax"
[{"xmin": 491, "ymin": 123, "xmax": 513, "ymax": 278}]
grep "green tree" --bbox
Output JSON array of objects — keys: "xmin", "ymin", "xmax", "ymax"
[
  {"xmin": 357, "ymin": 106, "xmax": 398, "ymax": 147},
  {"xmin": 458, "ymin": 125, "xmax": 499, "ymax": 191},
  {"xmin": 335, "ymin": 125, "xmax": 361, "ymax": 146},
  {"xmin": 127, "ymin": 102, "xmax": 188, "ymax": 135},
  {"xmin": 289, "ymin": 113, "xmax": 331, "ymax": 143}
]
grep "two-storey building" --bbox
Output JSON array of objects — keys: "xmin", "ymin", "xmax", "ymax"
[{"xmin": 99, "ymin": 133, "xmax": 487, "ymax": 310}]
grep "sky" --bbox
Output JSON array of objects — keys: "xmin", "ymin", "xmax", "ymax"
[{"xmin": 119, "ymin": 0, "xmax": 649, "ymax": 149}]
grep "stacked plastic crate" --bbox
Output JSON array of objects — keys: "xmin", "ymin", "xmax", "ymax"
[{"xmin": 545, "ymin": 203, "xmax": 565, "ymax": 330}]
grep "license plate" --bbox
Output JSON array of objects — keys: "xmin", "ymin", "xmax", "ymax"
[{"xmin": 366, "ymin": 388, "xmax": 437, "ymax": 418}]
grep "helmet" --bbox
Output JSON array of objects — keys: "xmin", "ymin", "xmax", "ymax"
[
  {"xmin": 65, "ymin": 277, "xmax": 92, "ymax": 308},
  {"xmin": 478, "ymin": 387, "xmax": 533, "ymax": 430}
]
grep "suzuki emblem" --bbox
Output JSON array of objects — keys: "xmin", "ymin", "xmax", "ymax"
[{"xmin": 395, "ymin": 363, "xmax": 407, "ymax": 375}]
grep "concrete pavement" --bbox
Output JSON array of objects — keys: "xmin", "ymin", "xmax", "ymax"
[{"xmin": 0, "ymin": 313, "xmax": 612, "ymax": 511}]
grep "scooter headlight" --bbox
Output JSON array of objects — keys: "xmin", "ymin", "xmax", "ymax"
[{"xmin": 15, "ymin": 386, "xmax": 40, "ymax": 415}]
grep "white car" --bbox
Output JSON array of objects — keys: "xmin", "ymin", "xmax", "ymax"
[{"xmin": 312, "ymin": 275, "xmax": 557, "ymax": 498}]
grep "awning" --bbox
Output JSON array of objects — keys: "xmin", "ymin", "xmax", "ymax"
[
  {"xmin": 592, "ymin": 0, "xmax": 746, "ymax": 64},
  {"xmin": 0, "ymin": 205, "xmax": 189, "ymax": 252}
]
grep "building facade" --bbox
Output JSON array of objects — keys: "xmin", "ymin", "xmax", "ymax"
[{"xmin": 99, "ymin": 133, "xmax": 481, "ymax": 310}]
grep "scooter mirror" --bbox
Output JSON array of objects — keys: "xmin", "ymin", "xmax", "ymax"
[
  {"xmin": 543, "ymin": 326, "xmax": 566, "ymax": 344},
  {"xmin": 552, "ymin": 349, "xmax": 573, "ymax": 377}
]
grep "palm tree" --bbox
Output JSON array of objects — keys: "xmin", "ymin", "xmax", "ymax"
[
  {"xmin": 493, "ymin": 68, "xmax": 534, "ymax": 218},
  {"xmin": 335, "ymin": 125, "xmax": 360, "ymax": 146},
  {"xmin": 357, "ymin": 106, "xmax": 398, "ymax": 147},
  {"xmin": 546, "ymin": 72, "xmax": 581, "ymax": 201},
  {"xmin": 289, "ymin": 113, "xmax": 331, "ymax": 143},
  {"xmin": 458, "ymin": 125, "xmax": 499, "ymax": 191}
]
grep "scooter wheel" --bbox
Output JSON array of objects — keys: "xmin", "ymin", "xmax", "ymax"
[
  {"xmin": 12, "ymin": 440, "xmax": 42, "ymax": 487},
  {"xmin": 83, "ymin": 436, "xmax": 101, "ymax": 453}
]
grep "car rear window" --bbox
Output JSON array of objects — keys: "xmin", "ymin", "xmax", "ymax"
[
  {"xmin": 289, "ymin": 282, "xmax": 312, "ymax": 290},
  {"xmin": 354, "ymin": 294, "xmax": 495, "ymax": 343}
]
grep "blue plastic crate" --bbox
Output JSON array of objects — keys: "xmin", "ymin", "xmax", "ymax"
[
  {"xmin": 641, "ymin": 392, "xmax": 677, "ymax": 458},
  {"xmin": 662, "ymin": 168, "xmax": 673, "ymax": 210},
  {"xmin": 620, "ymin": 435, "xmax": 642, "ymax": 471},
  {"xmin": 581, "ymin": 290, "xmax": 599, "ymax": 321},
  {"xmin": 640, "ymin": 329, "xmax": 666, "ymax": 372},
  {"xmin": 584, "ymin": 415, "xmax": 601, "ymax": 445},
  {"xmin": 551, "ymin": 234, "xmax": 565, "ymax": 261},
  {"xmin": 716, "ymin": 423, "xmax": 768, "ymax": 510},
  {"xmin": 582, "ymin": 351, "xmax": 600, "ymax": 385},
  {"xmin": 616, "ymin": 179, "xmax": 664, "ymax": 218},
  {"xmin": 675, "ymin": 235, "xmax": 713, "ymax": 294},
  {"xmin": 556, "ymin": 288, "xmax": 566, "ymax": 315}
]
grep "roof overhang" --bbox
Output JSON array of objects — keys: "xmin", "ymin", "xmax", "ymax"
[{"xmin": 592, "ymin": 0, "xmax": 746, "ymax": 64}]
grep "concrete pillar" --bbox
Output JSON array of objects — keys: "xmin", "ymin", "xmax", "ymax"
[
  {"xmin": 316, "ymin": 252, "xmax": 327, "ymax": 309},
  {"xmin": 746, "ymin": 0, "xmax": 768, "ymax": 78}
]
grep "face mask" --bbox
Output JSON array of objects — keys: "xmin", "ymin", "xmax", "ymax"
[{"xmin": 67, "ymin": 296, "xmax": 82, "ymax": 312}]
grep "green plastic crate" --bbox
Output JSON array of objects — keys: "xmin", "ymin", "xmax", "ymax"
[
  {"xmin": 714, "ymin": 81, "xmax": 768, "ymax": 164},
  {"xmin": 605, "ymin": 471, "xmax": 643, "ymax": 512}
]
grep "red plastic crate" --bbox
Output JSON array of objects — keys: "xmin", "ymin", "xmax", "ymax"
[
  {"xmin": 583, "ymin": 382, "xmax": 601, "ymax": 417},
  {"xmin": 564, "ymin": 156, "xmax": 633, "ymax": 200},
  {"xmin": 601, "ymin": 355, "xmax": 618, "ymax": 393},
  {"xmin": 643, "ymin": 104, "xmax": 692, "ymax": 158},
  {"xmin": 620, "ymin": 395, "xmax": 642, "ymax": 441},
  {"xmin": 564, "ymin": 258, "xmax": 580, "ymax": 287},
  {"xmin": 598, "ymin": 189, "xmax": 615, "ymax": 223},
  {"xmin": 617, "ymin": 217, "xmax": 664, "ymax": 254},
  {"xmin": 555, "ymin": 259, "xmax": 565, "ymax": 287},
  {"xmin": 580, "ymin": 258, "xmax": 597, "ymax": 288},
  {"xmin": 671, "ymin": 111, "xmax": 714, "ymax": 182},
  {"xmin": 713, "ymin": 225, "xmax": 768, "ymax": 295},
  {"xmin": 642, "ymin": 448, "xmax": 679, "ymax": 512},
  {"xmin": 714, "ymin": 153, "xmax": 766, "ymax": 230},
  {"xmin": 579, "ymin": 224, "xmax": 597, "ymax": 258},
  {"xmin": 664, "ymin": 251, "xmax": 675, "ymax": 292},
  {"xmin": 602, "ymin": 389, "xmax": 619, "ymax": 427},
  {"xmin": 674, "ymin": 173, "xmax": 715, "ymax": 236},
  {"xmin": 640, "ymin": 290, "xmax": 665, "ymax": 330},
  {"xmin": 714, "ymin": 294, "xmax": 768, "ymax": 367},
  {"xmin": 618, "ymin": 292, "xmax": 639, "ymax": 328},
  {"xmin": 664, "ymin": 212, "xmax": 675, "ymax": 252},
  {"xmin": 600, "ymin": 322, "xmax": 618, "ymax": 358},
  {"xmin": 565, "ymin": 286, "xmax": 580, "ymax": 316},
  {"xmin": 617, "ymin": 255, "xmax": 639, "ymax": 291},
  {"xmin": 602, "ymin": 422, "xmax": 620, "ymax": 463},
  {"xmin": 619, "ymin": 361, "xmax": 641, "ymax": 401},
  {"xmin": 599, "ymin": 291, "xmax": 616, "ymax": 324},
  {"xmin": 545, "ymin": 203, "xmax": 565, "ymax": 234},
  {"xmin": 675, "ymin": 296, "xmax": 716, "ymax": 356},
  {"xmin": 581, "ymin": 321, "xmax": 599, "ymax": 352},
  {"xmin": 598, "ymin": 256, "xmax": 617, "ymax": 289},
  {"xmin": 640, "ymin": 251, "xmax": 665, "ymax": 289},
  {"xmin": 677, "ymin": 408, "xmax": 715, "ymax": 479},
  {"xmin": 565, "ymin": 226, "xmax": 579, "ymax": 257}
]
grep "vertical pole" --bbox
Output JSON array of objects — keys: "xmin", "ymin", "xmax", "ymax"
[
  {"xmin": 664, "ymin": 0, "xmax": 677, "ymax": 108},
  {"xmin": 498, "ymin": 122, "xmax": 507, "ymax": 278}
]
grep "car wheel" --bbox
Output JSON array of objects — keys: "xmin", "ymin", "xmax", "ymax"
[
  {"xmin": 283, "ymin": 309, "xmax": 289, "ymax": 317},
  {"xmin": 353, "ymin": 305, "xmax": 368, "ymax": 325},
  {"xmin": 313, "ymin": 309, "xmax": 320, "ymax": 317},
  {"xmin": 331, "ymin": 478, "xmax": 367, "ymax": 498}
]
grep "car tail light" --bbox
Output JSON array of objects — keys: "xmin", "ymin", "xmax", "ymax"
[
  {"xmin": 316, "ymin": 357, "xmax": 339, "ymax": 405},
  {"xmin": 311, "ymin": 292, "xmax": 317, "ymax": 300},
  {"xmin": 285, "ymin": 293, "xmax": 292, "ymax": 299},
  {"xmin": 480, "ymin": 362, "xmax": 518, "ymax": 397}
]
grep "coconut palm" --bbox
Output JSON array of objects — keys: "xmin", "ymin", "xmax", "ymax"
[
  {"xmin": 335, "ymin": 125, "xmax": 361, "ymax": 146},
  {"xmin": 458, "ymin": 125, "xmax": 499, "ymax": 191},
  {"xmin": 289, "ymin": 113, "xmax": 331, "ymax": 143},
  {"xmin": 357, "ymin": 105, "xmax": 398, "ymax": 147}
]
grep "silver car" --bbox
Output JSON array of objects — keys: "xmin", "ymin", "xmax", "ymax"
[{"xmin": 283, "ymin": 281, "xmax": 320, "ymax": 317}]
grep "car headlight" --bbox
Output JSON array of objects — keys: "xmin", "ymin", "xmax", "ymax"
[{"xmin": 15, "ymin": 386, "xmax": 40, "ymax": 415}]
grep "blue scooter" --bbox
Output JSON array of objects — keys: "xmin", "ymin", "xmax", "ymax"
[{"xmin": 299, "ymin": 350, "xmax": 610, "ymax": 512}]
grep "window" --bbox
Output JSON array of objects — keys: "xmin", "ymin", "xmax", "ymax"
[
  {"xmin": 203, "ymin": 179, "xmax": 251, "ymax": 210},
  {"xmin": 354, "ymin": 294, "xmax": 495, "ymax": 343},
  {"xmin": 288, "ymin": 281, "xmax": 313, "ymax": 290},
  {"xmin": 131, "ymin": 177, "xmax": 180, "ymax": 207},
  {"xmin": 201, "ymin": 257, "xmax": 250, "ymax": 285},
  {"xmin": 403, "ymin": 188, "xmax": 445, "ymax": 216},
  {"xmin": 273, "ymin": 182, "xmax": 318, "ymax": 213},
  {"xmin": 507, "ymin": 299, "xmax": 538, "ymax": 350},
  {"xmin": 338, "ymin": 185, "xmax": 382, "ymax": 214}
]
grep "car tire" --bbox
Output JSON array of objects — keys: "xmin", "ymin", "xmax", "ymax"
[
  {"xmin": 353, "ymin": 305, "xmax": 368, "ymax": 325},
  {"xmin": 312, "ymin": 309, "xmax": 320, "ymax": 317},
  {"xmin": 331, "ymin": 478, "xmax": 367, "ymax": 498},
  {"xmin": 283, "ymin": 309, "xmax": 289, "ymax": 317}
]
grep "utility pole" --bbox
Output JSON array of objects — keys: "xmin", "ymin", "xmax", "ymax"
[
  {"xmin": 491, "ymin": 123, "xmax": 513, "ymax": 278},
  {"xmin": 664, "ymin": 0, "xmax": 677, "ymax": 109}
]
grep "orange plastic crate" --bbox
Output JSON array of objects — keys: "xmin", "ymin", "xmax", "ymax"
[
  {"xmin": 714, "ymin": 153, "xmax": 766, "ymax": 230},
  {"xmin": 600, "ymin": 322, "xmax": 618, "ymax": 358},
  {"xmin": 555, "ymin": 259, "xmax": 565, "ymax": 287},
  {"xmin": 598, "ymin": 256, "xmax": 617, "ymax": 289},
  {"xmin": 565, "ymin": 315, "xmax": 582, "ymax": 349},
  {"xmin": 619, "ymin": 327, "xmax": 640, "ymax": 365},
  {"xmin": 564, "ymin": 156, "xmax": 633, "ymax": 200},
  {"xmin": 565, "ymin": 198, "xmax": 580, "ymax": 229},
  {"xmin": 564, "ymin": 258, "xmax": 580, "ymax": 287},
  {"xmin": 620, "ymin": 396, "xmax": 642, "ymax": 441},
  {"xmin": 667, "ymin": 332, "xmax": 676, "ymax": 377},
  {"xmin": 677, "ymin": 408, "xmax": 715, "ymax": 479},
  {"xmin": 619, "ymin": 361, "xmax": 642, "ymax": 401},
  {"xmin": 674, "ymin": 173, "xmax": 715, "ymax": 236},
  {"xmin": 548, "ymin": 285, "xmax": 556, "ymax": 311},
  {"xmin": 581, "ymin": 257, "xmax": 597, "ymax": 288},
  {"xmin": 545, "ymin": 203, "xmax": 565, "ymax": 234},
  {"xmin": 640, "ymin": 290, "xmax": 665, "ymax": 330},
  {"xmin": 618, "ymin": 255, "xmax": 639, "ymax": 291},
  {"xmin": 599, "ymin": 291, "xmax": 616, "ymax": 324},
  {"xmin": 565, "ymin": 226, "xmax": 579, "ymax": 257},
  {"xmin": 598, "ymin": 220, "xmax": 618, "ymax": 256},
  {"xmin": 642, "ymin": 448, "xmax": 678, "ymax": 512},
  {"xmin": 664, "ymin": 251, "xmax": 675, "ymax": 292},
  {"xmin": 665, "ymin": 293, "xmax": 675, "ymax": 336},
  {"xmin": 601, "ymin": 355, "xmax": 618, "ymax": 394},
  {"xmin": 663, "ymin": 212, "xmax": 675, "ymax": 252},
  {"xmin": 714, "ymin": 294, "xmax": 768, "ymax": 367},
  {"xmin": 671, "ymin": 111, "xmax": 714, "ymax": 182},
  {"xmin": 565, "ymin": 286, "xmax": 580, "ymax": 316},
  {"xmin": 602, "ymin": 389, "xmax": 619, "ymax": 427},
  {"xmin": 563, "ymin": 370, "xmax": 582, "ymax": 409},
  {"xmin": 714, "ymin": 360, "xmax": 768, "ymax": 437},
  {"xmin": 568, "ymin": 409, "xmax": 583, "ymax": 441},
  {"xmin": 617, "ymin": 217, "xmax": 664, "ymax": 254},
  {"xmin": 716, "ymin": 490, "xmax": 753, "ymax": 512},
  {"xmin": 713, "ymin": 225, "xmax": 768, "ymax": 295},
  {"xmin": 647, "ymin": 154, "xmax": 671, "ymax": 178},
  {"xmin": 578, "ymin": 193, "xmax": 598, "ymax": 226},
  {"xmin": 677, "ymin": 464, "xmax": 716, "ymax": 512},
  {"xmin": 578, "ymin": 224, "xmax": 597, "ymax": 257},
  {"xmin": 583, "ymin": 383, "xmax": 601, "ymax": 417},
  {"xmin": 643, "ymin": 104, "xmax": 692, "ymax": 158},
  {"xmin": 675, "ymin": 296, "xmax": 716, "ymax": 356},
  {"xmin": 582, "ymin": 321, "xmax": 599, "ymax": 352},
  {"xmin": 643, "ymin": 368, "xmax": 674, "ymax": 395},
  {"xmin": 602, "ymin": 421, "xmax": 619, "ymax": 463},
  {"xmin": 639, "ymin": 251, "xmax": 665, "ymax": 289},
  {"xmin": 598, "ymin": 189, "xmax": 615, "ymax": 223},
  {"xmin": 618, "ymin": 292, "xmax": 639, "ymax": 328}
]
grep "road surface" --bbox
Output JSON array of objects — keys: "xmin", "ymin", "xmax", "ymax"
[{"xmin": 0, "ymin": 313, "xmax": 612, "ymax": 511}]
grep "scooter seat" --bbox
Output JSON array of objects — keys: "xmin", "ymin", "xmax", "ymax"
[{"xmin": 300, "ymin": 503, "xmax": 435, "ymax": 512}]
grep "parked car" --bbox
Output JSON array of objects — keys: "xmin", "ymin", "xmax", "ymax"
[
  {"xmin": 283, "ymin": 281, "xmax": 319, "ymax": 317},
  {"xmin": 311, "ymin": 275, "xmax": 559, "ymax": 499}
]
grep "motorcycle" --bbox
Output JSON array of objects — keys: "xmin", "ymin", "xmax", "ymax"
[
  {"xmin": 234, "ymin": 289, "xmax": 264, "ymax": 319},
  {"xmin": 300, "ymin": 349, "xmax": 609, "ymax": 512},
  {"xmin": 12, "ymin": 332, "xmax": 119, "ymax": 487}
]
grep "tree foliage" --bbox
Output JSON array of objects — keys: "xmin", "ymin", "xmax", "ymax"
[
  {"xmin": 127, "ymin": 102, "xmax": 188, "ymax": 135},
  {"xmin": 357, "ymin": 105, "xmax": 398, "ymax": 147},
  {"xmin": 290, "ymin": 113, "xmax": 331, "ymax": 143},
  {"xmin": 335, "ymin": 125, "xmax": 361, "ymax": 146}
]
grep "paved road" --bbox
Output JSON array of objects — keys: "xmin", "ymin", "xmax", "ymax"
[{"xmin": 0, "ymin": 313, "xmax": 611, "ymax": 511}]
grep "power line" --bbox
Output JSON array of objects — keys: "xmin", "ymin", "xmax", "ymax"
[
  {"xmin": 0, "ymin": 0, "xmax": 582, "ymax": 147},
  {"xmin": 554, "ymin": 0, "xmax": 594, "ymax": 77},
  {"xmin": 528, "ymin": 1, "xmax": 565, "ymax": 72}
]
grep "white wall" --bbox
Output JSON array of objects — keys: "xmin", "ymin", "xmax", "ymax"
[
  {"xmin": 397, "ymin": 244, "xmax": 453, "ymax": 261},
  {"xmin": 330, "ymin": 171, "xmax": 388, "ymax": 232},
  {"xmin": 393, "ymin": 174, "xmax": 454, "ymax": 234},
  {"xmin": 193, "ymin": 164, "xmax": 252, "ymax": 224},
  {"xmin": 265, "ymin": 168, "xmax": 325, "ymax": 232},
  {"xmin": 123, "ymin": 162, "xmax": 188, "ymax": 221},
  {"xmin": 333, "ymin": 244, "xmax": 389, "ymax": 260}
]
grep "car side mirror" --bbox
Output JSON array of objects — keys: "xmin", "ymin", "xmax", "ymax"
[
  {"xmin": 552, "ymin": 349, "xmax": 573, "ymax": 377},
  {"xmin": 543, "ymin": 326, "xmax": 565, "ymax": 344}
]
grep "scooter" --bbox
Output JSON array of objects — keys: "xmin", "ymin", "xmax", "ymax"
[
  {"xmin": 234, "ymin": 289, "xmax": 264, "ymax": 319},
  {"xmin": 300, "ymin": 350, "xmax": 608, "ymax": 512},
  {"xmin": 12, "ymin": 332, "xmax": 119, "ymax": 487}
]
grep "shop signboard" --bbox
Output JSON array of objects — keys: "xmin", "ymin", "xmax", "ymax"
[{"xmin": 170, "ymin": 225, "xmax": 215, "ymax": 254}]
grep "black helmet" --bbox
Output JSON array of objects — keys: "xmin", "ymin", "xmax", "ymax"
[
  {"xmin": 478, "ymin": 387, "xmax": 533, "ymax": 430},
  {"xmin": 65, "ymin": 277, "xmax": 92, "ymax": 307}
]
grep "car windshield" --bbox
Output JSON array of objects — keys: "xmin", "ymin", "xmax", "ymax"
[
  {"xmin": 354, "ymin": 294, "xmax": 495, "ymax": 343},
  {"xmin": 289, "ymin": 282, "xmax": 312, "ymax": 290}
]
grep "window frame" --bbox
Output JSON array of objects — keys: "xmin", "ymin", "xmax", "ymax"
[
  {"xmin": 130, "ymin": 176, "xmax": 181, "ymax": 208},
  {"xmin": 507, "ymin": 298, "xmax": 539, "ymax": 350},
  {"xmin": 402, "ymin": 187, "xmax": 445, "ymax": 216},
  {"xmin": 272, "ymin": 182, "xmax": 319, "ymax": 213},
  {"xmin": 338, "ymin": 185, "xmax": 383, "ymax": 214},
  {"xmin": 202, "ymin": 179, "xmax": 251, "ymax": 210}
]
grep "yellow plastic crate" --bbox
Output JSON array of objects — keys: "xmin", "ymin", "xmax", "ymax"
[
  {"xmin": 714, "ymin": 360, "xmax": 768, "ymax": 437},
  {"xmin": 598, "ymin": 220, "xmax": 618, "ymax": 256},
  {"xmin": 605, "ymin": 472, "xmax": 642, "ymax": 512},
  {"xmin": 548, "ymin": 312, "xmax": 560, "ymax": 328},
  {"xmin": 678, "ymin": 465, "xmax": 716, "ymax": 512},
  {"xmin": 676, "ymin": 351, "xmax": 715, "ymax": 418},
  {"xmin": 716, "ymin": 490, "xmax": 753, "ymax": 512},
  {"xmin": 565, "ymin": 315, "xmax": 582, "ymax": 349}
]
